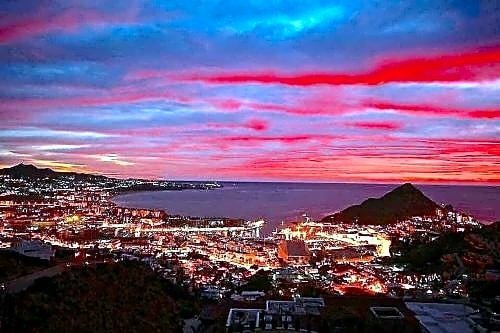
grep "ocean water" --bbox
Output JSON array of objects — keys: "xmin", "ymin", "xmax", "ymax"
[{"xmin": 111, "ymin": 182, "xmax": 499, "ymax": 234}]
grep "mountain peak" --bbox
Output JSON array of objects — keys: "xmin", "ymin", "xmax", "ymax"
[
  {"xmin": 1, "ymin": 162, "xmax": 111, "ymax": 180},
  {"xmin": 12, "ymin": 163, "xmax": 38, "ymax": 169},
  {"xmin": 395, "ymin": 182, "xmax": 418, "ymax": 191},
  {"xmin": 322, "ymin": 183, "xmax": 439, "ymax": 225},
  {"xmin": 384, "ymin": 182, "xmax": 425, "ymax": 198},
  {"xmin": 1, "ymin": 163, "xmax": 56, "ymax": 178},
  {"xmin": 399, "ymin": 182, "xmax": 416, "ymax": 189}
]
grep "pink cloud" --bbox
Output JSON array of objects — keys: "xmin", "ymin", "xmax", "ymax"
[
  {"xmin": 364, "ymin": 100, "xmax": 500, "ymax": 119},
  {"xmin": 0, "ymin": 7, "xmax": 138, "ymax": 44},
  {"xmin": 244, "ymin": 118, "xmax": 269, "ymax": 131},
  {"xmin": 345, "ymin": 121, "xmax": 403, "ymax": 131},
  {"xmin": 209, "ymin": 136, "xmax": 500, "ymax": 184},
  {"xmin": 225, "ymin": 134, "xmax": 338, "ymax": 143}
]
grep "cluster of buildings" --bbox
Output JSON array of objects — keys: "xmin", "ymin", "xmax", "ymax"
[
  {"xmin": 0, "ymin": 171, "xmax": 497, "ymax": 332},
  {"xmin": 226, "ymin": 296, "xmax": 326, "ymax": 332},
  {"xmin": 223, "ymin": 297, "xmax": 498, "ymax": 333}
]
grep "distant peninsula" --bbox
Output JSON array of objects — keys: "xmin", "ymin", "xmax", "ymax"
[
  {"xmin": 0, "ymin": 163, "xmax": 222, "ymax": 191},
  {"xmin": 0, "ymin": 162, "xmax": 107, "ymax": 180}
]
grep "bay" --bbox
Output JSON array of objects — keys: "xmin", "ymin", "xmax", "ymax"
[{"xmin": 111, "ymin": 182, "xmax": 499, "ymax": 234}]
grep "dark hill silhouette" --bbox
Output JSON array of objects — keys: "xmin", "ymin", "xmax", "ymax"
[
  {"xmin": 1, "ymin": 163, "xmax": 56, "ymax": 178},
  {"xmin": 321, "ymin": 183, "xmax": 439, "ymax": 225},
  {"xmin": 1, "ymin": 261, "xmax": 198, "ymax": 332},
  {"xmin": 0, "ymin": 163, "xmax": 108, "ymax": 180},
  {"xmin": 0, "ymin": 163, "xmax": 220, "ymax": 191}
]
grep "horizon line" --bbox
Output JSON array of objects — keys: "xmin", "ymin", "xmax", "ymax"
[{"xmin": 2, "ymin": 162, "xmax": 499, "ymax": 187}]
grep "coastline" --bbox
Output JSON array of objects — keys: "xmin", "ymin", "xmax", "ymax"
[
  {"xmin": 108, "ymin": 187, "xmax": 224, "ymax": 218},
  {"xmin": 109, "ymin": 183, "xmax": 499, "ymax": 228}
]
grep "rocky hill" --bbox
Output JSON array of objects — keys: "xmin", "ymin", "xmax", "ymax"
[{"xmin": 321, "ymin": 183, "xmax": 439, "ymax": 225}]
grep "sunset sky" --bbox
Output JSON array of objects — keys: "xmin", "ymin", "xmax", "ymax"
[{"xmin": 0, "ymin": 1, "xmax": 499, "ymax": 183}]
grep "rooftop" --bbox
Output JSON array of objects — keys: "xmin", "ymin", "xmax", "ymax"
[
  {"xmin": 405, "ymin": 302, "xmax": 478, "ymax": 333},
  {"xmin": 370, "ymin": 306, "xmax": 405, "ymax": 319},
  {"xmin": 282, "ymin": 239, "xmax": 310, "ymax": 257}
]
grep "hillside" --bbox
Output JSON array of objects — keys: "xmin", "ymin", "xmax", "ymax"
[
  {"xmin": 1, "ymin": 261, "xmax": 199, "ymax": 332},
  {"xmin": 321, "ymin": 183, "xmax": 439, "ymax": 225},
  {"xmin": 0, "ymin": 251, "xmax": 52, "ymax": 282},
  {"xmin": 389, "ymin": 221, "xmax": 499, "ymax": 275},
  {"xmin": 0, "ymin": 163, "xmax": 108, "ymax": 180},
  {"xmin": 0, "ymin": 163, "xmax": 221, "ymax": 191}
]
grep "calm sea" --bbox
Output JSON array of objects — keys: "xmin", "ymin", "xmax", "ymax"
[{"xmin": 111, "ymin": 182, "xmax": 499, "ymax": 234}]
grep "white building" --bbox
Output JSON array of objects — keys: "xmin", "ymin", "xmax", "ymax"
[{"xmin": 10, "ymin": 240, "xmax": 55, "ymax": 260}]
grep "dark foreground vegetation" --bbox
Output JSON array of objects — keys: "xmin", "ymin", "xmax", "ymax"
[
  {"xmin": 0, "ymin": 259, "xmax": 424, "ymax": 333},
  {"xmin": 1, "ymin": 261, "xmax": 199, "ymax": 333},
  {"xmin": 0, "ymin": 251, "xmax": 52, "ymax": 282},
  {"xmin": 390, "ymin": 222, "xmax": 499, "ymax": 276}
]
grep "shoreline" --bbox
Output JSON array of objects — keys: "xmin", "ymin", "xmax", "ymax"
[
  {"xmin": 108, "ymin": 186, "xmax": 221, "ymax": 210},
  {"xmin": 109, "ymin": 185, "xmax": 499, "ymax": 226}
]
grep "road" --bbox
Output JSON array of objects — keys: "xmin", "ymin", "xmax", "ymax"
[{"xmin": 4, "ymin": 264, "xmax": 65, "ymax": 294}]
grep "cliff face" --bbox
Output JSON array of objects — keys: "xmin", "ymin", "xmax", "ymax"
[{"xmin": 321, "ymin": 183, "xmax": 439, "ymax": 225}]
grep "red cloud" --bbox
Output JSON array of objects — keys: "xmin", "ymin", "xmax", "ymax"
[
  {"xmin": 414, "ymin": 138, "xmax": 500, "ymax": 157},
  {"xmin": 244, "ymin": 118, "xmax": 269, "ymax": 131},
  {"xmin": 211, "ymin": 135, "xmax": 500, "ymax": 184},
  {"xmin": 209, "ymin": 89, "xmax": 349, "ymax": 116},
  {"xmin": 345, "ymin": 121, "xmax": 403, "ymax": 131},
  {"xmin": 364, "ymin": 100, "xmax": 500, "ymax": 119},
  {"xmin": 209, "ymin": 98, "xmax": 244, "ymax": 111},
  {"xmin": 216, "ymin": 134, "xmax": 341, "ymax": 145},
  {"xmin": 180, "ymin": 47, "xmax": 500, "ymax": 86},
  {"xmin": 204, "ymin": 119, "xmax": 270, "ymax": 132}
]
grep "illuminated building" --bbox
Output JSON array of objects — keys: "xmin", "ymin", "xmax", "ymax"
[{"xmin": 277, "ymin": 239, "xmax": 311, "ymax": 265}]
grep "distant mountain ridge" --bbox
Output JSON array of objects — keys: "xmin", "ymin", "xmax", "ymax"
[
  {"xmin": 321, "ymin": 183, "xmax": 440, "ymax": 225},
  {"xmin": 0, "ymin": 163, "xmax": 108, "ymax": 180},
  {"xmin": 0, "ymin": 163, "xmax": 223, "ymax": 191}
]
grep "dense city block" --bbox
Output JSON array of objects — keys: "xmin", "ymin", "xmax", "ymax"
[{"xmin": 0, "ymin": 165, "xmax": 498, "ymax": 332}]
